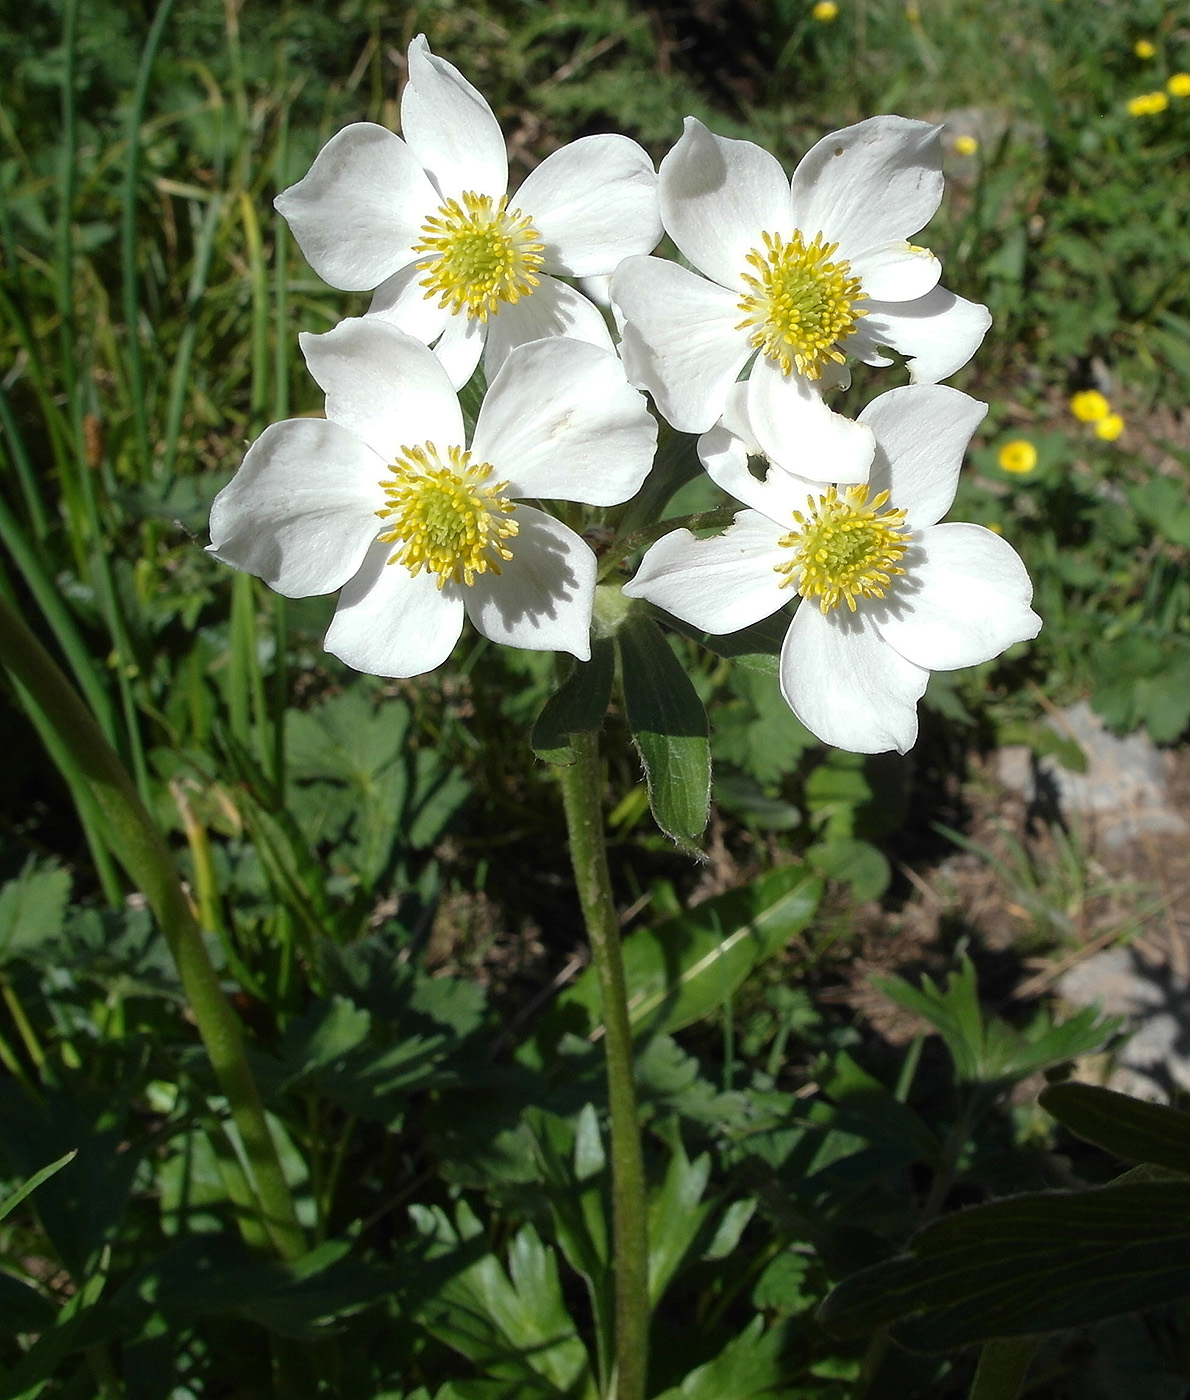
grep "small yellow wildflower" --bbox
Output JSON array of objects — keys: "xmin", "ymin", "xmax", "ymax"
[
  {"xmin": 812, "ymin": 1, "xmax": 839, "ymax": 19},
  {"xmin": 1168, "ymin": 73, "xmax": 1190, "ymax": 98},
  {"xmin": 998, "ymin": 440, "xmax": 1038, "ymax": 475},
  {"xmin": 954, "ymin": 134, "xmax": 980, "ymax": 156},
  {"xmin": 1069, "ymin": 389, "xmax": 1111, "ymax": 423},
  {"xmin": 986, "ymin": 521, "xmax": 1004, "ymax": 535},
  {"xmin": 1128, "ymin": 90, "xmax": 1169, "ymax": 116},
  {"xmin": 1094, "ymin": 413, "xmax": 1125, "ymax": 442},
  {"xmin": 1134, "ymin": 38, "xmax": 1157, "ymax": 60}
]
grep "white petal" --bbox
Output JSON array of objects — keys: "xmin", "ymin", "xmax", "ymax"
[
  {"xmin": 463, "ymin": 507, "xmax": 595, "ymax": 659},
  {"xmin": 860, "ymin": 384, "xmax": 986, "ymax": 529},
  {"xmin": 789, "ymin": 116, "xmax": 943, "ymax": 264},
  {"xmin": 623, "ymin": 511, "xmax": 791, "ymax": 634},
  {"xmin": 659, "ymin": 118, "xmax": 793, "ymax": 290},
  {"xmin": 367, "ymin": 262, "xmax": 451, "ymax": 344},
  {"xmin": 324, "ymin": 538, "xmax": 465, "ymax": 678},
  {"xmin": 300, "ymin": 319, "xmax": 463, "ymax": 461},
  {"xmin": 400, "ymin": 35, "xmax": 507, "ymax": 201},
  {"xmin": 611, "ymin": 256, "xmax": 750, "ymax": 432},
  {"xmin": 481, "ymin": 275, "xmax": 613, "ymax": 383},
  {"xmin": 274, "ymin": 124, "xmax": 436, "ymax": 291},
  {"xmin": 432, "ymin": 309, "xmax": 487, "ymax": 389},
  {"xmin": 208, "ymin": 420, "xmax": 382, "ymax": 598},
  {"xmin": 780, "ymin": 603, "xmax": 927, "ymax": 754},
  {"xmin": 518, "ymin": 135, "xmax": 662, "ymax": 277},
  {"xmin": 874, "ymin": 524, "xmax": 1041, "ymax": 671},
  {"xmin": 745, "ymin": 355, "xmax": 874, "ymax": 485},
  {"xmin": 857, "ymin": 285, "xmax": 992, "ymax": 384},
  {"xmin": 850, "ymin": 240, "xmax": 943, "ymax": 302},
  {"xmin": 472, "ymin": 339, "xmax": 656, "ymax": 505},
  {"xmin": 697, "ymin": 418, "xmax": 824, "ymax": 525}
]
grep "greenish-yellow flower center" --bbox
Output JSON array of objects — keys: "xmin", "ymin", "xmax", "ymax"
[
  {"xmin": 376, "ymin": 443, "xmax": 518, "ymax": 588},
  {"xmin": 736, "ymin": 229, "xmax": 866, "ymax": 379},
  {"xmin": 775, "ymin": 484, "xmax": 909, "ymax": 612},
  {"xmin": 414, "ymin": 192, "xmax": 545, "ymax": 321}
]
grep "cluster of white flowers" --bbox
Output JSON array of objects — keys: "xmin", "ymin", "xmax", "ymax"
[{"xmin": 209, "ymin": 36, "xmax": 1040, "ymax": 755}]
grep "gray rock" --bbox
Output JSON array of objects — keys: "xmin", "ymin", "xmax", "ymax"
[{"xmin": 997, "ymin": 701, "xmax": 1187, "ymax": 848}]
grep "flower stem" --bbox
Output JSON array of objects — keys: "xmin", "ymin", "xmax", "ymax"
[
  {"xmin": 555, "ymin": 730, "xmax": 649, "ymax": 1400},
  {"xmin": 597, "ymin": 507, "xmax": 737, "ymax": 581},
  {"xmin": 0, "ymin": 593, "xmax": 306, "ymax": 1262}
]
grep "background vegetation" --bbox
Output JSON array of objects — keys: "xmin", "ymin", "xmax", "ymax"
[{"xmin": 2, "ymin": 0, "xmax": 1190, "ymax": 1395}]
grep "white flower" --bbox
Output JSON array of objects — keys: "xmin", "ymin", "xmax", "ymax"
[
  {"xmin": 274, "ymin": 35, "xmax": 662, "ymax": 389},
  {"xmin": 610, "ymin": 116, "xmax": 992, "ymax": 486},
  {"xmin": 208, "ymin": 320, "xmax": 657, "ymax": 678},
  {"xmin": 623, "ymin": 385, "xmax": 1040, "ymax": 754}
]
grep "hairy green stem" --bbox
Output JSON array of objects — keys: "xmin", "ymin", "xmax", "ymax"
[
  {"xmin": 596, "ymin": 507, "xmax": 737, "ymax": 581},
  {"xmin": 0, "ymin": 593, "xmax": 306, "ymax": 1261},
  {"xmin": 555, "ymin": 731, "xmax": 648, "ymax": 1400}
]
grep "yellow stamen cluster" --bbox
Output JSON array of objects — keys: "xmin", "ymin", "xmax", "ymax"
[
  {"xmin": 376, "ymin": 443, "xmax": 518, "ymax": 588},
  {"xmin": 775, "ymin": 484, "xmax": 909, "ymax": 613},
  {"xmin": 736, "ymin": 229, "xmax": 866, "ymax": 380},
  {"xmin": 414, "ymin": 192, "xmax": 545, "ymax": 321}
]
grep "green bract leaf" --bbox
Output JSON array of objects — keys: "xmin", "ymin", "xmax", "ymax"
[
  {"xmin": 530, "ymin": 639, "xmax": 614, "ymax": 766},
  {"xmin": 1040, "ymin": 1082, "xmax": 1190, "ymax": 1174},
  {"xmin": 555, "ymin": 866, "xmax": 821, "ymax": 1039},
  {"xmin": 618, "ymin": 615, "xmax": 710, "ymax": 846},
  {"xmin": 819, "ymin": 1180, "xmax": 1190, "ymax": 1351}
]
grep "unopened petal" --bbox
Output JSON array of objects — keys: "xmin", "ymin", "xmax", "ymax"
[
  {"xmin": 790, "ymin": 116, "xmax": 944, "ymax": 263},
  {"xmin": 520, "ymin": 135, "xmax": 662, "ymax": 277},
  {"xmin": 860, "ymin": 384, "xmax": 987, "ymax": 529},
  {"xmin": 624, "ymin": 511, "xmax": 790, "ymax": 634},
  {"xmin": 780, "ymin": 602, "xmax": 927, "ymax": 754},
  {"xmin": 472, "ymin": 339, "xmax": 656, "ymax": 505},
  {"xmin": 482, "ymin": 275, "xmax": 613, "ymax": 383},
  {"xmin": 463, "ymin": 507, "xmax": 595, "ymax": 659},
  {"xmin": 874, "ymin": 523, "xmax": 1041, "ymax": 671},
  {"xmin": 611, "ymin": 255, "xmax": 750, "ymax": 432},
  {"xmin": 207, "ymin": 420, "xmax": 383, "ymax": 598},
  {"xmin": 324, "ymin": 538, "xmax": 465, "ymax": 678},
  {"xmin": 274, "ymin": 123, "xmax": 436, "ymax": 291},
  {"xmin": 300, "ymin": 319, "xmax": 463, "ymax": 461},
  {"xmin": 659, "ymin": 118, "xmax": 793, "ymax": 290},
  {"xmin": 401, "ymin": 35, "xmax": 507, "ymax": 200}
]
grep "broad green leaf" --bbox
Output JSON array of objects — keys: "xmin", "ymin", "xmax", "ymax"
[
  {"xmin": 0, "ymin": 860, "xmax": 71, "ymax": 961},
  {"xmin": 647, "ymin": 1138, "xmax": 712, "ymax": 1304},
  {"xmin": 555, "ymin": 866, "xmax": 821, "ymax": 1039},
  {"xmin": 530, "ymin": 639, "xmax": 614, "ymax": 765},
  {"xmin": 819, "ymin": 1180, "xmax": 1190, "ymax": 1351},
  {"xmin": 806, "ymin": 837, "xmax": 890, "ymax": 901},
  {"xmin": 659, "ymin": 607, "xmax": 788, "ymax": 676},
  {"xmin": 1041, "ymin": 1082, "xmax": 1190, "ymax": 1174},
  {"xmin": 618, "ymin": 615, "xmax": 710, "ymax": 846},
  {"xmin": 651, "ymin": 1316, "xmax": 789, "ymax": 1400},
  {"xmin": 411, "ymin": 1201, "xmax": 596, "ymax": 1398}
]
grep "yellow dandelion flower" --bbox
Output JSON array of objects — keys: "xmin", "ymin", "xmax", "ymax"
[
  {"xmin": 954, "ymin": 134, "xmax": 980, "ymax": 156},
  {"xmin": 1134, "ymin": 38, "xmax": 1156, "ymax": 60},
  {"xmin": 1094, "ymin": 413, "xmax": 1125, "ymax": 442},
  {"xmin": 1128, "ymin": 91, "xmax": 1169, "ymax": 116},
  {"xmin": 812, "ymin": 1, "xmax": 839, "ymax": 20},
  {"xmin": 1169, "ymin": 73, "xmax": 1190, "ymax": 98},
  {"xmin": 1069, "ymin": 389, "xmax": 1111, "ymax": 423},
  {"xmin": 998, "ymin": 440, "xmax": 1038, "ymax": 474}
]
